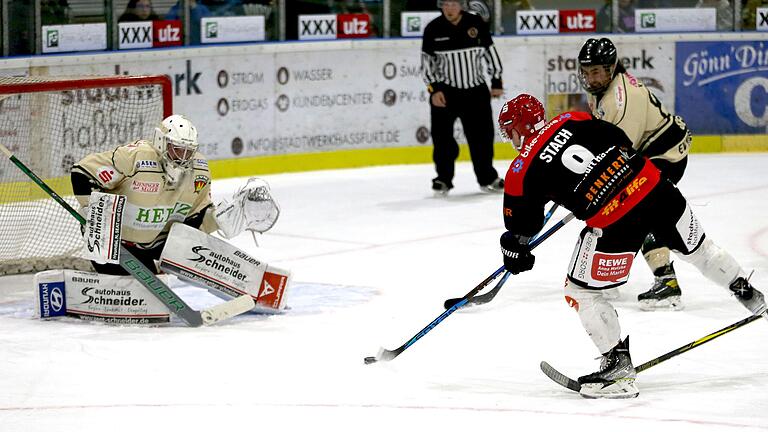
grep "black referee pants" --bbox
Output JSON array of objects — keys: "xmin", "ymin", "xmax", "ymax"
[{"xmin": 430, "ymin": 85, "xmax": 498, "ymax": 187}]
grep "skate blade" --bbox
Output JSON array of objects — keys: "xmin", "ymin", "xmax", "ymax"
[
  {"xmin": 638, "ymin": 296, "xmax": 684, "ymax": 311},
  {"xmin": 579, "ymin": 379, "xmax": 639, "ymax": 399},
  {"xmin": 433, "ymin": 190, "xmax": 449, "ymax": 198}
]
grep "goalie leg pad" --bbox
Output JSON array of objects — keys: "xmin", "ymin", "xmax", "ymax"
[
  {"xmin": 160, "ymin": 223, "xmax": 291, "ymax": 312},
  {"xmin": 34, "ymin": 269, "xmax": 171, "ymax": 324}
]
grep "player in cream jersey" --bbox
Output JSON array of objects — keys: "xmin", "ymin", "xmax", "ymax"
[
  {"xmin": 71, "ymin": 115, "xmax": 278, "ymax": 275},
  {"xmin": 72, "ymin": 139, "xmax": 216, "ymax": 248},
  {"xmin": 578, "ymin": 38, "xmax": 693, "ymax": 311}
]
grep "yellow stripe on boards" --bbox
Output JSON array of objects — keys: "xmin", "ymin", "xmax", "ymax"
[
  {"xmin": 2, "ymin": 136, "xmax": 765, "ymax": 203},
  {"xmin": 208, "ymin": 144, "xmax": 520, "ymax": 179}
]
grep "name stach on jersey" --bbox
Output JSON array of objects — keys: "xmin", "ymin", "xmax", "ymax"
[
  {"xmin": 505, "ymin": 111, "xmax": 660, "ymax": 225},
  {"xmin": 506, "ymin": 112, "xmax": 591, "ymax": 196}
]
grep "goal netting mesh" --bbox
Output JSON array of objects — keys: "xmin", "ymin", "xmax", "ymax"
[{"xmin": 0, "ymin": 75, "xmax": 171, "ymax": 275}]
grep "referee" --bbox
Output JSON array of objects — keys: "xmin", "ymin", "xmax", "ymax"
[{"xmin": 421, "ymin": 0, "xmax": 504, "ymax": 196}]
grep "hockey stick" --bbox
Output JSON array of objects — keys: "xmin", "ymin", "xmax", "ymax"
[
  {"xmin": 364, "ymin": 212, "xmax": 575, "ymax": 365},
  {"xmin": 541, "ymin": 311, "xmax": 767, "ymax": 393},
  {"xmin": 0, "ymin": 143, "xmax": 255, "ymax": 327},
  {"xmin": 363, "ymin": 266, "xmax": 505, "ymax": 364},
  {"xmin": 444, "ymin": 203, "xmax": 562, "ymax": 309}
]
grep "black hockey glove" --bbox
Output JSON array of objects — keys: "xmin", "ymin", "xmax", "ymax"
[{"xmin": 500, "ymin": 231, "xmax": 535, "ymax": 274}]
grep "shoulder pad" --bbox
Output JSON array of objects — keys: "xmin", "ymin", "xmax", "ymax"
[
  {"xmin": 192, "ymin": 154, "xmax": 210, "ymax": 171},
  {"xmin": 114, "ymin": 140, "xmax": 162, "ymax": 174}
]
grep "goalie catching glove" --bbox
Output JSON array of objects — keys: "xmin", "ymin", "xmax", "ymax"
[
  {"xmin": 215, "ymin": 178, "xmax": 280, "ymax": 239},
  {"xmin": 500, "ymin": 231, "xmax": 535, "ymax": 274}
]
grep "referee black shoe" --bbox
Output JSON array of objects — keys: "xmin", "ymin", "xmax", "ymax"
[
  {"xmin": 432, "ymin": 179, "xmax": 452, "ymax": 197},
  {"xmin": 480, "ymin": 177, "xmax": 504, "ymax": 193}
]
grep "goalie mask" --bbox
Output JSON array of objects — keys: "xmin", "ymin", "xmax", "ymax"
[
  {"xmin": 498, "ymin": 94, "xmax": 546, "ymax": 151},
  {"xmin": 578, "ymin": 38, "xmax": 618, "ymax": 95},
  {"xmin": 153, "ymin": 115, "xmax": 199, "ymax": 185}
]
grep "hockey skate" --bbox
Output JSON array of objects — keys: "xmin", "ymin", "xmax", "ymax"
[
  {"xmin": 729, "ymin": 276, "xmax": 767, "ymax": 316},
  {"xmin": 480, "ymin": 177, "xmax": 504, "ymax": 193},
  {"xmin": 638, "ymin": 263, "xmax": 683, "ymax": 311},
  {"xmin": 578, "ymin": 336, "xmax": 639, "ymax": 399},
  {"xmin": 432, "ymin": 179, "xmax": 452, "ymax": 197}
]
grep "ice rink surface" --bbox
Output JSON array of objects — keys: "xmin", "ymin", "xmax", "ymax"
[{"xmin": 1, "ymin": 153, "xmax": 767, "ymax": 432}]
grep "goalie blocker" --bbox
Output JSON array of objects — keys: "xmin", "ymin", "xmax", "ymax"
[
  {"xmin": 159, "ymin": 223, "xmax": 290, "ymax": 313},
  {"xmin": 83, "ymin": 192, "xmax": 126, "ymax": 264}
]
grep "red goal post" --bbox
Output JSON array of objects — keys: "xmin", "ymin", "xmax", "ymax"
[{"xmin": 0, "ymin": 74, "xmax": 172, "ymax": 275}]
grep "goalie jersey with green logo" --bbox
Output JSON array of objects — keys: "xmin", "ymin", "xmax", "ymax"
[{"xmin": 72, "ymin": 140, "xmax": 218, "ymax": 249}]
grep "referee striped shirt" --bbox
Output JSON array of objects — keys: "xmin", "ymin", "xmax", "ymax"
[{"xmin": 421, "ymin": 12, "xmax": 503, "ymax": 92}]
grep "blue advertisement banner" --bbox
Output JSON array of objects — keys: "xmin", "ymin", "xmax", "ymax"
[
  {"xmin": 675, "ymin": 41, "xmax": 768, "ymax": 135},
  {"xmin": 38, "ymin": 281, "xmax": 67, "ymax": 318}
]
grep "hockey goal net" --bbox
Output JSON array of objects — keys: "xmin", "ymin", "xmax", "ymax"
[{"xmin": 0, "ymin": 75, "xmax": 172, "ymax": 275}]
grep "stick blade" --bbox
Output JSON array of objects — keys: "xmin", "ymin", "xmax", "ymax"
[
  {"xmin": 364, "ymin": 347, "xmax": 400, "ymax": 365},
  {"xmin": 201, "ymin": 295, "xmax": 256, "ymax": 326},
  {"xmin": 540, "ymin": 361, "xmax": 581, "ymax": 392}
]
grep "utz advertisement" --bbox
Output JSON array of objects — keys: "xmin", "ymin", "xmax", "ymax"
[
  {"xmin": 337, "ymin": 13, "xmax": 371, "ymax": 39},
  {"xmin": 559, "ymin": 9, "xmax": 596, "ymax": 33},
  {"xmin": 676, "ymin": 41, "xmax": 768, "ymax": 134}
]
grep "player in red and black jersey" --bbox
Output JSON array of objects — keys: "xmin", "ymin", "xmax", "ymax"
[{"xmin": 497, "ymin": 94, "xmax": 766, "ymax": 399}]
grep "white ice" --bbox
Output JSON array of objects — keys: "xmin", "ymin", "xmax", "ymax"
[{"xmin": 1, "ymin": 154, "xmax": 767, "ymax": 432}]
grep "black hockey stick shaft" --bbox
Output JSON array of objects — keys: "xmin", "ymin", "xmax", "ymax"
[
  {"xmin": 443, "ymin": 209, "xmax": 574, "ymax": 310},
  {"xmin": 0, "ymin": 144, "xmax": 208, "ymax": 326},
  {"xmin": 541, "ymin": 312, "xmax": 766, "ymax": 392}
]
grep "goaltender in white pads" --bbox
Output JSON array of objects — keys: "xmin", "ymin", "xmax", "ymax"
[{"xmin": 34, "ymin": 115, "xmax": 285, "ymax": 324}]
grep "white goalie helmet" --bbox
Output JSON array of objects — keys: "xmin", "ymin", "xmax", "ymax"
[{"xmin": 153, "ymin": 114, "xmax": 199, "ymax": 184}]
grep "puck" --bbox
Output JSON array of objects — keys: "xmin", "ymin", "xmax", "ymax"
[{"xmin": 363, "ymin": 356, "xmax": 377, "ymax": 365}]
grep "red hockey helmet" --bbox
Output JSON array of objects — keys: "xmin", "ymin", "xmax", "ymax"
[{"xmin": 498, "ymin": 94, "xmax": 546, "ymax": 149}]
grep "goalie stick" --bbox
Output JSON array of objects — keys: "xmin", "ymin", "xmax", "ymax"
[
  {"xmin": 364, "ymin": 212, "xmax": 574, "ymax": 365},
  {"xmin": 0, "ymin": 143, "xmax": 255, "ymax": 327},
  {"xmin": 540, "ymin": 312, "xmax": 767, "ymax": 393},
  {"xmin": 443, "ymin": 204, "xmax": 562, "ymax": 310}
]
